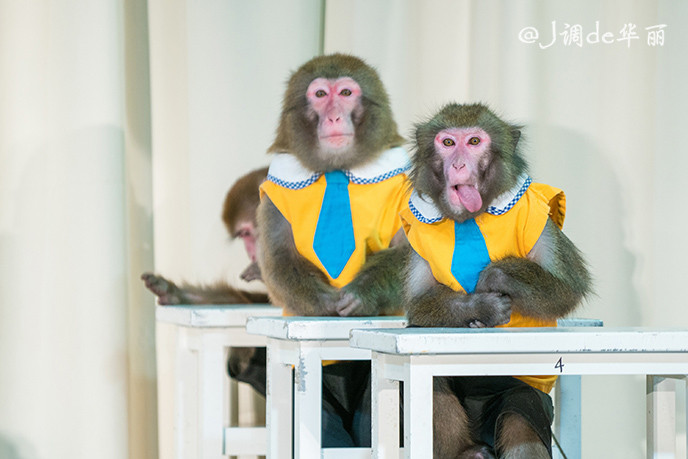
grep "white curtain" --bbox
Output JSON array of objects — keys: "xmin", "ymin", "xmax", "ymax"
[
  {"xmin": 0, "ymin": 1, "xmax": 141, "ymax": 458},
  {"xmin": 1, "ymin": 1, "xmax": 686, "ymax": 458}
]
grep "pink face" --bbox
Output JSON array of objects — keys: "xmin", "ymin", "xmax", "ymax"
[
  {"xmin": 234, "ymin": 221, "xmax": 258, "ymax": 262},
  {"xmin": 306, "ymin": 77, "xmax": 362, "ymax": 152},
  {"xmin": 434, "ymin": 127, "xmax": 492, "ymax": 213}
]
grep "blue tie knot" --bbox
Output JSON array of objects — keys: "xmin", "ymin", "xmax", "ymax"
[{"xmin": 325, "ymin": 170, "xmax": 349, "ymax": 184}]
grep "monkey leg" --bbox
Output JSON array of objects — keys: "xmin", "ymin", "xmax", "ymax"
[
  {"xmin": 433, "ymin": 377, "xmax": 492, "ymax": 459},
  {"xmin": 484, "ymin": 379, "xmax": 553, "ymax": 459},
  {"xmin": 495, "ymin": 413, "xmax": 549, "ymax": 459},
  {"xmin": 227, "ymin": 347, "xmax": 267, "ymax": 397}
]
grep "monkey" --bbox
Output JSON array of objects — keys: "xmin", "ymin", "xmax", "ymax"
[
  {"xmin": 141, "ymin": 167, "xmax": 269, "ymax": 305},
  {"xmin": 400, "ymin": 103, "xmax": 592, "ymax": 458},
  {"xmin": 257, "ymin": 53, "xmax": 410, "ymax": 317},
  {"xmin": 256, "ymin": 54, "xmax": 410, "ymax": 447},
  {"xmin": 141, "ymin": 167, "xmax": 272, "ymax": 395}
]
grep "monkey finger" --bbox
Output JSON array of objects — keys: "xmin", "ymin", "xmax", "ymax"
[{"xmin": 334, "ymin": 292, "xmax": 361, "ymax": 316}]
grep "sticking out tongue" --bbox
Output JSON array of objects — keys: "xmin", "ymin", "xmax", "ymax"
[{"xmin": 456, "ymin": 185, "xmax": 483, "ymax": 213}]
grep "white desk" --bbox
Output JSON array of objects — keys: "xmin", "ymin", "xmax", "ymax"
[
  {"xmin": 245, "ymin": 316, "xmax": 407, "ymax": 459},
  {"xmin": 349, "ymin": 326, "xmax": 688, "ymax": 459},
  {"xmin": 156, "ymin": 304, "xmax": 281, "ymax": 459}
]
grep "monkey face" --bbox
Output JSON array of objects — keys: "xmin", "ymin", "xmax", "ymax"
[
  {"xmin": 411, "ymin": 103, "xmax": 528, "ymax": 223},
  {"xmin": 306, "ymin": 77, "xmax": 363, "ymax": 158},
  {"xmin": 233, "ymin": 220, "xmax": 258, "ymax": 262},
  {"xmin": 268, "ymin": 54, "xmax": 404, "ymax": 172},
  {"xmin": 434, "ymin": 127, "xmax": 492, "ymax": 214}
]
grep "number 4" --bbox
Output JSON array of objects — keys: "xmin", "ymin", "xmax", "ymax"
[{"xmin": 555, "ymin": 357, "xmax": 564, "ymax": 373}]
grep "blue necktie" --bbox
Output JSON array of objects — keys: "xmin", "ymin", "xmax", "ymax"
[
  {"xmin": 313, "ymin": 171, "xmax": 356, "ymax": 279},
  {"xmin": 450, "ymin": 219, "xmax": 491, "ymax": 293}
]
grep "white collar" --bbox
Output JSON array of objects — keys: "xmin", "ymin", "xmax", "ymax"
[
  {"xmin": 408, "ymin": 174, "xmax": 532, "ymax": 223},
  {"xmin": 267, "ymin": 147, "xmax": 410, "ymax": 189}
]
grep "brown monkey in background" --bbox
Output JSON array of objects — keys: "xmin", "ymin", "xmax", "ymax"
[
  {"xmin": 142, "ymin": 167, "xmax": 269, "ymax": 305},
  {"xmin": 257, "ymin": 54, "xmax": 410, "ymax": 446},
  {"xmin": 142, "ymin": 167, "xmax": 272, "ymax": 394},
  {"xmin": 400, "ymin": 103, "xmax": 591, "ymax": 458}
]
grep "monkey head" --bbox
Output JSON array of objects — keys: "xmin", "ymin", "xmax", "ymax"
[
  {"xmin": 269, "ymin": 53, "xmax": 404, "ymax": 171},
  {"xmin": 222, "ymin": 166, "xmax": 268, "ymax": 265},
  {"xmin": 410, "ymin": 103, "xmax": 528, "ymax": 223}
]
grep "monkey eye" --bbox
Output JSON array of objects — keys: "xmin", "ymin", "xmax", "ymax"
[
  {"xmin": 442, "ymin": 138, "xmax": 455, "ymax": 147},
  {"xmin": 340, "ymin": 88, "xmax": 352, "ymax": 96},
  {"xmin": 315, "ymin": 89, "xmax": 327, "ymax": 98},
  {"xmin": 468, "ymin": 137, "xmax": 481, "ymax": 145}
]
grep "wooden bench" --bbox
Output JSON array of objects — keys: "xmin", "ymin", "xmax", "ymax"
[
  {"xmin": 350, "ymin": 325, "xmax": 688, "ymax": 459},
  {"xmin": 156, "ymin": 304, "xmax": 281, "ymax": 459}
]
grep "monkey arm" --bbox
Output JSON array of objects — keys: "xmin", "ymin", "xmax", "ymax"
[
  {"xmin": 141, "ymin": 272, "xmax": 267, "ymax": 305},
  {"xmin": 404, "ymin": 251, "xmax": 512, "ymax": 328},
  {"xmin": 256, "ymin": 198, "xmax": 340, "ymax": 315},
  {"xmin": 336, "ymin": 243, "xmax": 410, "ymax": 317},
  {"xmin": 475, "ymin": 218, "xmax": 592, "ymax": 320}
]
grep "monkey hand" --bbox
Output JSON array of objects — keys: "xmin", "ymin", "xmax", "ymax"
[
  {"xmin": 141, "ymin": 272, "xmax": 184, "ymax": 305},
  {"xmin": 240, "ymin": 261, "xmax": 262, "ymax": 282},
  {"xmin": 454, "ymin": 292, "xmax": 512, "ymax": 328},
  {"xmin": 333, "ymin": 288, "xmax": 378, "ymax": 317},
  {"xmin": 475, "ymin": 263, "xmax": 517, "ymax": 297}
]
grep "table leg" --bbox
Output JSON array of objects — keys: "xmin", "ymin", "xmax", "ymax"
[
  {"xmin": 293, "ymin": 346, "xmax": 322, "ymax": 458},
  {"xmin": 403, "ymin": 362, "xmax": 432, "ymax": 459},
  {"xmin": 372, "ymin": 352, "xmax": 400, "ymax": 458},
  {"xmin": 647, "ymin": 375, "xmax": 677, "ymax": 458},
  {"xmin": 554, "ymin": 375, "xmax": 582, "ymax": 459},
  {"xmin": 267, "ymin": 339, "xmax": 294, "ymax": 459},
  {"xmin": 197, "ymin": 335, "xmax": 226, "ymax": 459}
]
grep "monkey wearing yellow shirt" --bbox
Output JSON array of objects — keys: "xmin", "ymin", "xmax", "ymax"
[
  {"xmin": 402, "ymin": 103, "xmax": 591, "ymax": 458},
  {"xmin": 257, "ymin": 54, "xmax": 409, "ymax": 318},
  {"xmin": 256, "ymin": 54, "xmax": 409, "ymax": 447}
]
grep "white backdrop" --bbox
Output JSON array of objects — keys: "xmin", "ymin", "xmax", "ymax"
[{"xmin": 1, "ymin": 1, "xmax": 686, "ymax": 458}]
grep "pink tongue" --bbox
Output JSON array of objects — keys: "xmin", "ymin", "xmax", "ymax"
[{"xmin": 457, "ymin": 185, "xmax": 482, "ymax": 213}]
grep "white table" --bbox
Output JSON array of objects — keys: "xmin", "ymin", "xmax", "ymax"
[
  {"xmin": 245, "ymin": 316, "xmax": 407, "ymax": 459},
  {"xmin": 349, "ymin": 326, "xmax": 688, "ymax": 459},
  {"xmin": 156, "ymin": 304, "xmax": 281, "ymax": 459}
]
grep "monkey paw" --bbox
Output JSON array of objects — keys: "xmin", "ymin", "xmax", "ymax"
[
  {"xmin": 464, "ymin": 292, "xmax": 512, "ymax": 328},
  {"xmin": 334, "ymin": 291, "xmax": 364, "ymax": 316},
  {"xmin": 476, "ymin": 264, "xmax": 513, "ymax": 294},
  {"xmin": 141, "ymin": 272, "xmax": 183, "ymax": 305},
  {"xmin": 240, "ymin": 261, "xmax": 262, "ymax": 282}
]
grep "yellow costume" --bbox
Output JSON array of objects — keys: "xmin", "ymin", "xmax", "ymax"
[
  {"xmin": 260, "ymin": 147, "xmax": 411, "ymax": 288},
  {"xmin": 400, "ymin": 175, "xmax": 566, "ymax": 393}
]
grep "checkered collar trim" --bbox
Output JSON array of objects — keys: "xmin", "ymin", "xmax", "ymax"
[
  {"xmin": 266, "ymin": 147, "xmax": 410, "ymax": 189},
  {"xmin": 408, "ymin": 174, "xmax": 532, "ymax": 224}
]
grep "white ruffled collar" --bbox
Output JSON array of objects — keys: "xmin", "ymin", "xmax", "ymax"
[
  {"xmin": 409, "ymin": 174, "xmax": 532, "ymax": 224},
  {"xmin": 266, "ymin": 147, "xmax": 410, "ymax": 189}
]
